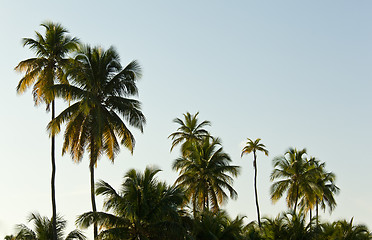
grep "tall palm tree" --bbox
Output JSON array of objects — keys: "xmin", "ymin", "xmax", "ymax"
[
  {"xmin": 76, "ymin": 167, "xmax": 187, "ymax": 240},
  {"xmin": 15, "ymin": 22, "xmax": 79, "ymax": 240},
  {"xmin": 173, "ymin": 137, "xmax": 240, "ymax": 215},
  {"xmin": 9, "ymin": 212, "xmax": 85, "ymax": 240},
  {"xmin": 168, "ymin": 112, "xmax": 211, "ymax": 154},
  {"xmin": 270, "ymin": 148, "xmax": 320, "ymax": 213},
  {"xmin": 241, "ymin": 138, "xmax": 268, "ymax": 227},
  {"xmin": 48, "ymin": 45, "xmax": 145, "ymax": 239}
]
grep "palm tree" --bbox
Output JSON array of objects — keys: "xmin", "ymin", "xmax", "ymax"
[
  {"xmin": 312, "ymin": 161, "xmax": 339, "ymax": 225},
  {"xmin": 15, "ymin": 22, "xmax": 79, "ymax": 240},
  {"xmin": 48, "ymin": 45, "xmax": 145, "ymax": 239},
  {"xmin": 168, "ymin": 112, "xmax": 211, "ymax": 154},
  {"xmin": 241, "ymin": 138, "xmax": 268, "ymax": 227},
  {"xmin": 324, "ymin": 218, "xmax": 372, "ymax": 240},
  {"xmin": 76, "ymin": 167, "xmax": 187, "ymax": 240},
  {"xmin": 193, "ymin": 210, "xmax": 245, "ymax": 240},
  {"xmin": 173, "ymin": 137, "xmax": 240, "ymax": 215},
  {"xmin": 270, "ymin": 148, "xmax": 320, "ymax": 213},
  {"xmin": 9, "ymin": 212, "xmax": 85, "ymax": 240}
]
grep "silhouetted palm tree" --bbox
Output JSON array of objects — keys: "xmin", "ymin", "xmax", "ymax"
[
  {"xmin": 15, "ymin": 22, "xmax": 79, "ymax": 240},
  {"xmin": 241, "ymin": 138, "xmax": 268, "ymax": 227},
  {"xmin": 169, "ymin": 112, "xmax": 211, "ymax": 155},
  {"xmin": 48, "ymin": 45, "xmax": 145, "ymax": 239},
  {"xmin": 76, "ymin": 167, "xmax": 187, "ymax": 240},
  {"xmin": 270, "ymin": 148, "xmax": 320, "ymax": 213},
  {"xmin": 173, "ymin": 137, "xmax": 240, "ymax": 215},
  {"xmin": 9, "ymin": 213, "xmax": 85, "ymax": 240}
]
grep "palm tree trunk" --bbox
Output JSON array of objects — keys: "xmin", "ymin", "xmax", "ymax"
[
  {"xmin": 316, "ymin": 199, "xmax": 319, "ymax": 227},
  {"xmin": 294, "ymin": 186, "xmax": 299, "ymax": 213},
  {"xmin": 90, "ymin": 162, "xmax": 98, "ymax": 239},
  {"xmin": 51, "ymin": 100, "xmax": 57, "ymax": 240},
  {"xmin": 253, "ymin": 151, "xmax": 261, "ymax": 227}
]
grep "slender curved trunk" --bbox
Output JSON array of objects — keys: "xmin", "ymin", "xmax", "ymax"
[
  {"xmin": 51, "ymin": 100, "xmax": 57, "ymax": 240},
  {"xmin": 253, "ymin": 151, "xmax": 261, "ymax": 227},
  {"xmin": 90, "ymin": 162, "xmax": 98, "ymax": 239}
]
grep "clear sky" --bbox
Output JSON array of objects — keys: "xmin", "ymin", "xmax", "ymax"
[{"xmin": 1, "ymin": 0, "xmax": 371, "ymax": 239}]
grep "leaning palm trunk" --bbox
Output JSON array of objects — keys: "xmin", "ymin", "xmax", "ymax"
[
  {"xmin": 253, "ymin": 151, "xmax": 261, "ymax": 227},
  {"xmin": 51, "ymin": 100, "xmax": 57, "ymax": 240}
]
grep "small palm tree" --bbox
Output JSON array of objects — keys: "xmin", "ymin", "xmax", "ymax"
[
  {"xmin": 329, "ymin": 218, "xmax": 371, "ymax": 240},
  {"xmin": 193, "ymin": 210, "xmax": 245, "ymax": 240},
  {"xmin": 15, "ymin": 22, "xmax": 79, "ymax": 240},
  {"xmin": 48, "ymin": 45, "xmax": 145, "ymax": 239},
  {"xmin": 173, "ymin": 137, "xmax": 240, "ymax": 215},
  {"xmin": 9, "ymin": 213, "xmax": 85, "ymax": 240},
  {"xmin": 168, "ymin": 112, "xmax": 211, "ymax": 154},
  {"xmin": 241, "ymin": 138, "xmax": 268, "ymax": 227},
  {"xmin": 76, "ymin": 167, "xmax": 187, "ymax": 240}
]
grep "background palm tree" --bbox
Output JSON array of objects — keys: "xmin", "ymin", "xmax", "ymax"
[
  {"xmin": 173, "ymin": 137, "xmax": 240, "ymax": 215},
  {"xmin": 241, "ymin": 138, "xmax": 268, "ymax": 227},
  {"xmin": 48, "ymin": 45, "xmax": 145, "ymax": 239},
  {"xmin": 270, "ymin": 148, "xmax": 320, "ymax": 214},
  {"xmin": 76, "ymin": 167, "xmax": 187, "ymax": 240},
  {"xmin": 15, "ymin": 21, "xmax": 79, "ymax": 240},
  {"xmin": 9, "ymin": 213, "xmax": 85, "ymax": 240},
  {"xmin": 168, "ymin": 112, "xmax": 211, "ymax": 155}
]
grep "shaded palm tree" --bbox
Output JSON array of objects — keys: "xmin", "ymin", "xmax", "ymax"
[
  {"xmin": 76, "ymin": 167, "xmax": 187, "ymax": 240},
  {"xmin": 48, "ymin": 45, "xmax": 145, "ymax": 239},
  {"xmin": 15, "ymin": 22, "xmax": 79, "ymax": 240},
  {"xmin": 270, "ymin": 148, "xmax": 320, "ymax": 213},
  {"xmin": 173, "ymin": 137, "xmax": 240, "ymax": 215},
  {"xmin": 8, "ymin": 213, "xmax": 85, "ymax": 240},
  {"xmin": 168, "ymin": 112, "xmax": 211, "ymax": 155},
  {"xmin": 193, "ymin": 210, "xmax": 245, "ymax": 240},
  {"xmin": 320, "ymin": 218, "xmax": 372, "ymax": 240},
  {"xmin": 241, "ymin": 138, "xmax": 268, "ymax": 227}
]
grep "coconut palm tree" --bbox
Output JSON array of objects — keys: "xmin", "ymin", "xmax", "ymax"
[
  {"xmin": 323, "ymin": 218, "xmax": 372, "ymax": 240},
  {"xmin": 9, "ymin": 213, "xmax": 85, "ymax": 240},
  {"xmin": 76, "ymin": 167, "xmax": 187, "ymax": 240},
  {"xmin": 192, "ymin": 210, "xmax": 245, "ymax": 240},
  {"xmin": 48, "ymin": 45, "xmax": 145, "ymax": 239},
  {"xmin": 173, "ymin": 137, "xmax": 240, "ymax": 215},
  {"xmin": 168, "ymin": 112, "xmax": 211, "ymax": 155},
  {"xmin": 241, "ymin": 138, "xmax": 268, "ymax": 227},
  {"xmin": 15, "ymin": 21, "xmax": 79, "ymax": 240},
  {"xmin": 270, "ymin": 148, "xmax": 320, "ymax": 213}
]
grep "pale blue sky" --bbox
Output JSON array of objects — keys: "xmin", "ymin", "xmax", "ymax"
[{"xmin": 1, "ymin": 1, "xmax": 371, "ymax": 238}]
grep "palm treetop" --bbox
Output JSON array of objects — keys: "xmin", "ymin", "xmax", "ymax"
[
  {"xmin": 15, "ymin": 21, "xmax": 79, "ymax": 106},
  {"xmin": 241, "ymin": 138, "xmax": 269, "ymax": 157},
  {"xmin": 168, "ymin": 112, "xmax": 211, "ymax": 152},
  {"xmin": 48, "ymin": 45, "xmax": 146, "ymax": 160}
]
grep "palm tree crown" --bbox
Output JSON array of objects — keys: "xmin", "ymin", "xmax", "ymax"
[
  {"xmin": 173, "ymin": 137, "xmax": 240, "ymax": 214},
  {"xmin": 76, "ymin": 167, "xmax": 186, "ymax": 240},
  {"xmin": 10, "ymin": 213, "xmax": 86, "ymax": 240},
  {"xmin": 270, "ymin": 148, "xmax": 320, "ymax": 213},
  {"xmin": 168, "ymin": 112, "xmax": 211, "ymax": 153},
  {"xmin": 15, "ymin": 21, "xmax": 79, "ymax": 105}
]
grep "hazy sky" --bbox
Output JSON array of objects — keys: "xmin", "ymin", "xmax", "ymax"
[{"xmin": 1, "ymin": 1, "xmax": 371, "ymax": 239}]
